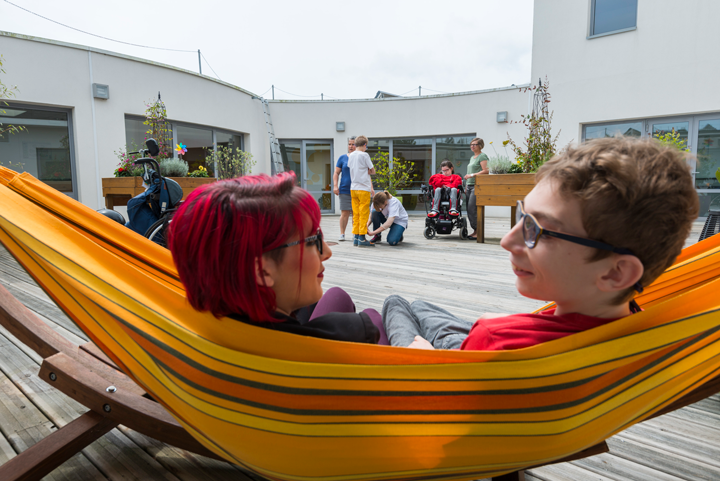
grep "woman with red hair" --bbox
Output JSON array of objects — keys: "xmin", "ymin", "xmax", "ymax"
[{"xmin": 168, "ymin": 172, "xmax": 385, "ymax": 344}]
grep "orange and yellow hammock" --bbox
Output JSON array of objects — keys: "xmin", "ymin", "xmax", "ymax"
[{"xmin": 0, "ymin": 167, "xmax": 719, "ymax": 481}]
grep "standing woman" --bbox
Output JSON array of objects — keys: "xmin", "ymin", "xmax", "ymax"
[{"xmin": 463, "ymin": 137, "xmax": 489, "ymax": 240}]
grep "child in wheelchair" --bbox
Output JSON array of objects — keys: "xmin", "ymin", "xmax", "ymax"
[{"xmin": 421, "ymin": 160, "xmax": 469, "ymax": 240}]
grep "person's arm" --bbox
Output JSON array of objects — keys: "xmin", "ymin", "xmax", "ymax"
[
  {"xmin": 333, "ymin": 166, "xmax": 342, "ymax": 195},
  {"xmin": 477, "ymin": 159, "xmax": 489, "ymax": 175},
  {"xmin": 450, "ymin": 175, "xmax": 463, "ymax": 188},
  {"xmin": 367, "ymin": 216, "xmax": 395, "ymax": 236}
]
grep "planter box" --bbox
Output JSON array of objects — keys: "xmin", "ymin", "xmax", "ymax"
[
  {"xmin": 101, "ymin": 177, "xmax": 216, "ymax": 209},
  {"xmin": 474, "ymin": 173, "xmax": 535, "ymax": 243}
]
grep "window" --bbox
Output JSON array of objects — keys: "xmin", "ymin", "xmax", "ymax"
[
  {"xmin": 585, "ymin": 121, "xmax": 642, "ymax": 140},
  {"xmin": 583, "ymin": 115, "xmax": 720, "ymax": 217},
  {"xmin": 0, "ymin": 105, "xmax": 77, "ymax": 198},
  {"xmin": 124, "ymin": 116, "xmax": 245, "ymax": 176},
  {"xmin": 436, "ymin": 135, "xmax": 475, "ymax": 178},
  {"xmin": 176, "ymin": 124, "xmax": 213, "ymax": 173},
  {"xmin": 589, "ymin": 0, "xmax": 638, "ymax": 38}
]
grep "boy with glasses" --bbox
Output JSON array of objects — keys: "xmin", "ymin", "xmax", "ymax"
[{"xmin": 382, "ymin": 137, "xmax": 699, "ymax": 350}]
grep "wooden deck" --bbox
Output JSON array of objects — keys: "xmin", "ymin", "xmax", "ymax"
[{"xmin": 0, "ymin": 214, "xmax": 716, "ymax": 480}]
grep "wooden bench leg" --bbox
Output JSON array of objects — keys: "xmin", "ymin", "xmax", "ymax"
[
  {"xmin": 477, "ymin": 206, "xmax": 485, "ymax": 243},
  {"xmin": 0, "ymin": 410, "xmax": 117, "ymax": 481}
]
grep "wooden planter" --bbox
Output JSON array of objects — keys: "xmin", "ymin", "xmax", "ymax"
[
  {"xmin": 101, "ymin": 177, "xmax": 216, "ymax": 209},
  {"xmin": 474, "ymin": 173, "xmax": 536, "ymax": 243}
]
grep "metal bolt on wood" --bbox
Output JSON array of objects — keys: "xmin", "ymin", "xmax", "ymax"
[
  {"xmin": 106, "ymin": 386, "xmax": 117, "ymax": 393},
  {"xmin": 103, "ymin": 404, "xmax": 111, "ymax": 412},
  {"xmin": 49, "ymin": 372, "xmax": 57, "ymax": 381}
]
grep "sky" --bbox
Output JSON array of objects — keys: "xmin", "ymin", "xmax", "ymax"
[{"xmin": 0, "ymin": 0, "xmax": 535, "ymax": 100}]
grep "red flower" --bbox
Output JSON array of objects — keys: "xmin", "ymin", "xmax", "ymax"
[{"xmin": 118, "ymin": 167, "xmax": 124, "ymax": 172}]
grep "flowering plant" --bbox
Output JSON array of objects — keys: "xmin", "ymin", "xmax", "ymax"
[
  {"xmin": 188, "ymin": 165, "xmax": 210, "ymax": 178},
  {"xmin": 113, "ymin": 143, "xmax": 144, "ymax": 177}
]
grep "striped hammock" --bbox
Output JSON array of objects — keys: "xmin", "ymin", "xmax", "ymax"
[{"xmin": 0, "ymin": 167, "xmax": 718, "ymax": 481}]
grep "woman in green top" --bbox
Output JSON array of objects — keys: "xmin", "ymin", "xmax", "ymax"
[{"xmin": 463, "ymin": 137, "xmax": 489, "ymax": 240}]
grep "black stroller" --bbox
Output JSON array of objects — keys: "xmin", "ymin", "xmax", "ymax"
[
  {"xmin": 420, "ymin": 184, "xmax": 469, "ymax": 240},
  {"xmin": 98, "ymin": 138, "xmax": 183, "ymax": 246}
]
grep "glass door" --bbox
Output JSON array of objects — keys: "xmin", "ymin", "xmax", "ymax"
[
  {"xmin": 650, "ymin": 117, "xmax": 693, "ymax": 181},
  {"xmin": 302, "ymin": 141, "xmax": 334, "ymax": 213},
  {"xmin": 694, "ymin": 115, "xmax": 720, "ymax": 214}
]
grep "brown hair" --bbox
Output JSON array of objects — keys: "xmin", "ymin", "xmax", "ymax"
[
  {"xmin": 471, "ymin": 137, "xmax": 484, "ymax": 150},
  {"xmin": 440, "ymin": 159, "xmax": 455, "ymax": 174},
  {"xmin": 536, "ymin": 137, "xmax": 699, "ymax": 302},
  {"xmin": 354, "ymin": 135, "xmax": 368, "ymax": 148},
  {"xmin": 373, "ymin": 190, "xmax": 392, "ymax": 210}
]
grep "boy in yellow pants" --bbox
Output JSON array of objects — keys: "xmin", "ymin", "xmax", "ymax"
[{"xmin": 347, "ymin": 135, "xmax": 376, "ymax": 247}]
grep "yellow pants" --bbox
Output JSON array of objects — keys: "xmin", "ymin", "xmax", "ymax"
[{"xmin": 351, "ymin": 190, "xmax": 371, "ymax": 236}]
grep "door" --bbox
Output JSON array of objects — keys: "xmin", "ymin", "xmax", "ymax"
[
  {"xmin": 302, "ymin": 141, "xmax": 334, "ymax": 213},
  {"xmin": 694, "ymin": 115, "xmax": 720, "ymax": 214}
]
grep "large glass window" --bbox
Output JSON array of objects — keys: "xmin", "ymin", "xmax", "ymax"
[
  {"xmin": 279, "ymin": 140, "xmax": 302, "ymax": 184},
  {"xmin": 124, "ymin": 117, "xmax": 245, "ymax": 177},
  {"xmin": 697, "ymin": 119, "xmax": 720, "ymax": 191},
  {"xmin": 585, "ymin": 121, "xmax": 642, "ymax": 139},
  {"xmin": 590, "ymin": 0, "xmax": 638, "ymax": 37},
  {"xmin": 436, "ymin": 135, "xmax": 474, "ymax": 178},
  {"xmin": 124, "ymin": 116, "xmax": 146, "ymax": 151},
  {"xmin": 0, "ymin": 106, "xmax": 76, "ymax": 198},
  {"xmin": 176, "ymin": 124, "xmax": 213, "ymax": 173}
]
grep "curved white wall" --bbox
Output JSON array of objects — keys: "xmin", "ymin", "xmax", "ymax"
[{"xmin": 0, "ymin": 32, "xmax": 269, "ymax": 209}]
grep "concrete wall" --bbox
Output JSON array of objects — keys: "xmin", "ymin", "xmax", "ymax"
[
  {"xmin": 0, "ymin": 33, "xmax": 269, "ymax": 209},
  {"xmin": 531, "ymin": 0, "xmax": 720, "ymax": 146}
]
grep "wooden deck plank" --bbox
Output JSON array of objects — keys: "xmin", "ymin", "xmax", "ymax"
[{"xmin": 607, "ymin": 435, "xmax": 720, "ymax": 480}]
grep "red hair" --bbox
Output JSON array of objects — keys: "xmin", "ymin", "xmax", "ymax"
[{"xmin": 168, "ymin": 172, "xmax": 321, "ymax": 321}]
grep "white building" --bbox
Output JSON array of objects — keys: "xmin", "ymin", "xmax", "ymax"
[{"xmin": 1, "ymin": 0, "xmax": 718, "ymax": 215}]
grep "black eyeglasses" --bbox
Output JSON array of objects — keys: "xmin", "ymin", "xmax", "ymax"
[
  {"xmin": 515, "ymin": 201, "xmax": 633, "ymax": 255},
  {"xmin": 268, "ymin": 229, "xmax": 324, "ymax": 255}
]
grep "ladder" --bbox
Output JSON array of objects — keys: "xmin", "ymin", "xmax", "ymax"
[{"xmin": 256, "ymin": 97, "xmax": 284, "ymax": 174}]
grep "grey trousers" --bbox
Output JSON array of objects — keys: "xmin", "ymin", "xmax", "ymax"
[
  {"xmin": 382, "ymin": 295, "xmax": 475, "ymax": 349},
  {"xmin": 466, "ymin": 185, "xmax": 477, "ymax": 231}
]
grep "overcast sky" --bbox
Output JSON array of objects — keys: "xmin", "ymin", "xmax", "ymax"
[{"xmin": 1, "ymin": 0, "xmax": 534, "ymax": 100}]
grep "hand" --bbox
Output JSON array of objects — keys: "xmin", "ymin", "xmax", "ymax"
[
  {"xmin": 464, "ymin": 174, "xmax": 471, "ymax": 180},
  {"xmin": 407, "ymin": 336, "xmax": 435, "ymax": 350},
  {"xmin": 333, "ymin": 187, "xmax": 339, "ymax": 195},
  {"xmin": 371, "ymin": 188, "xmax": 375, "ymax": 197}
]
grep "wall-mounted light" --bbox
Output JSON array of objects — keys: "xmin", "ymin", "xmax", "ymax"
[
  {"xmin": 93, "ymin": 83, "xmax": 109, "ymax": 100},
  {"xmin": 336, "ymin": 121, "xmax": 345, "ymax": 132},
  {"xmin": 496, "ymin": 111, "xmax": 508, "ymax": 123}
]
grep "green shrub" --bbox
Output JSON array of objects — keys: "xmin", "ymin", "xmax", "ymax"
[
  {"xmin": 488, "ymin": 155, "xmax": 513, "ymax": 174},
  {"xmin": 159, "ymin": 158, "xmax": 189, "ymax": 177},
  {"xmin": 207, "ymin": 147, "xmax": 255, "ymax": 180}
]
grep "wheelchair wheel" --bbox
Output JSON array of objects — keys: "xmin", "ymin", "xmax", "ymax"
[
  {"xmin": 144, "ymin": 217, "xmax": 172, "ymax": 247},
  {"xmin": 459, "ymin": 218, "xmax": 469, "ymax": 240},
  {"xmin": 424, "ymin": 226, "xmax": 436, "ymax": 239}
]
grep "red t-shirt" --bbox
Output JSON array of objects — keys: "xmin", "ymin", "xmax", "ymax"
[
  {"xmin": 459, "ymin": 308, "xmax": 620, "ymax": 351},
  {"xmin": 429, "ymin": 173, "xmax": 463, "ymax": 189}
]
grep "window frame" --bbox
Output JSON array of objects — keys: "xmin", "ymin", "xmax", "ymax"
[
  {"xmin": 587, "ymin": 0, "xmax": 638, "ymax": 39},
  {"xmin": 2, "ymin": 102, "xmax": 78, "ymax": 199}
]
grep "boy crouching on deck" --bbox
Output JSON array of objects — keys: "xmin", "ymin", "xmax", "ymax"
[{"xmin": 382, "ymin": 137, "xmax": 699, "ymax": 351}]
